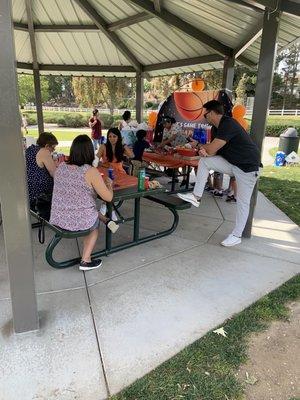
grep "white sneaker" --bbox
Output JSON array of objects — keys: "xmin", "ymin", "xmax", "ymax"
[
  {"xmin": 221, "ymin": 234, "xmax": 241, "ymax": 247},
  {"xmin": 111, "ymin": 211, "xmax": 118, "ymax": 222},
  {"xmin": 100, "ymin": 204, "xmax": 107, "ymax": 216},
  {"xmin": 177, "ymin": 192, "xmax": 201, "ymax": 207},
  {"xmin": 100, "ymin": 204, "xmax": 118, "ymax": 222}
]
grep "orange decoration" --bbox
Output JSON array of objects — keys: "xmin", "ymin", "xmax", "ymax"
[
  {"xmin": 192, "ymin": 79, "xmax": 205, "ymax": 92},
  {"xmin": 148, "ymin": 111, "xmax": 158, "ymax": 128},
  {"xmin": 232, "ymin": 104, "xmax": 246, "ymax": 119},
  {"xmin": 235, "ymin": 116, "xmax": 249, "ymax": 131},
  {"xmin": 174, "ymin": 91, "xmax": 219, "ymax": 121}
]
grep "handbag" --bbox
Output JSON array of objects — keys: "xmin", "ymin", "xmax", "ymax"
[
  {"xmin": 35, "ymin": 192, "xmax": 52, "ymax": 244},
  {"xmin": 35, "ymin": 192, "xmax": 52, "ymax": 221}
]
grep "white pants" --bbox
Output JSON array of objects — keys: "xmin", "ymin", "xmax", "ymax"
[{"xmin": 194, "ymin": 156, "xmax": 259, "ymax": 237}]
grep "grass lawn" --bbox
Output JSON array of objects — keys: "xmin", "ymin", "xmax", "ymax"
[
  {"xmin": 27, "ymin": 129, "xmax": 90, "ymax": 141},
  {"xmin": 110, "ymin": 149, "xmax": 300, "ymax": 400},
  {"xmin": 269, "ymin": 147, "xmax": 300, "ymax": 158},
  {"xmin": 259, "ymin": 164, "xmax": 300, "ymax": 226},
  {"xmin": 112, "ymin": 275, "xmax": 300, "ymax": 400},
  {"xmin": 266, "ymin": 116, "xmax": 300, "ymax": 126}
]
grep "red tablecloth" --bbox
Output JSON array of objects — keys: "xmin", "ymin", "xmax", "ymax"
[
  {"xmin": 98, "ymin": 167, "xmax": 137, "ymax": 190},
  {"xmin": 143, "ymin": 152, "xmax": 200, "ymax": 168}
]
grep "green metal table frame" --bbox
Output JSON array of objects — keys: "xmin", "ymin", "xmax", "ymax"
[{"xmin": 31, "ymin": 187, "xmax": 181, "ymax": 269}]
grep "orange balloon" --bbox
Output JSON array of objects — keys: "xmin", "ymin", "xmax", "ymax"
[
  {"xmin": 174, "ymin": 92, "xmax": 204, "ymax": 120},
  {"xmin": 235, "ymin": 117, "xmax": 249, "ymax": 131},
  {"xmin": 232, "ymin": 104, "xmax": 246, "ymax": 119},
  {"xmin": 192, "ymin": 79, "xmax": 205, "ymax": 92},
  {"xmin": 174, "ymin": 90, "xmax": 219, "ymax": 121}
]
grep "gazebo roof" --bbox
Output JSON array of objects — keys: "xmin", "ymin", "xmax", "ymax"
[{"xmin": 13, "ymin": 0, "xmax": 300, "ymax": 77}]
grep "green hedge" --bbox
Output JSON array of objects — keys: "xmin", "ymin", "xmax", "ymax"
[
  {"xmin": 23, "ymin": 113, "xmax": 37, "ymax": 125},
  {"xmin": 265, "ymin": 124, "xmax": 300, "ymax": 137},
  {"xmin": 100, "ymin": 114, "xmax": 114, "ymax": 128},
  {"xmin": 57, "ymin": 113, "xmax": 88, "ymax": 128}
]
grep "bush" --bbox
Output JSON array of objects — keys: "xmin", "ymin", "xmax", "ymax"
[
  {"xmin": 145, "ymin": 101, "xmax": 154, "ymax": 109},
  {"xmin": 265, "ymin": 124, "xmax": 300, "ymax": 137},
  {"xmin": 24, "ymin": 112, "xmax": 37, "ymax": 125},
  {"xmin": 43, "ymin": 112, "xmax": 60, "ymax": 124},
  {"xmin": 113, "ymin": 119, "xmax": 122, "ymax": 129},
  {"xmin": 57, "ymin": 113, "xmax": 88, "ymax": 128},
  {"xmin": 100, "ymin": 113, "xmax": 114, "ymax": 128},
  {"xmin": 113, "ymin": 114, "xmax": 121, "ymax": 122}
]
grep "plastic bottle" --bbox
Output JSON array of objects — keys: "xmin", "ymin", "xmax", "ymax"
[
  {"xmin": 200, "ymin": 127, "xmax": 207, "ymax": 144},
  {"xmin": 138, "ymin": 168, "xmax": 146, "ymax": 191},
  {"xmin": 108, "ymin": 167, "xmax": 115, "ymax": 180},
  {"xmin": 274, "ymin": 151, "xmax": 286, "ymax": 167}
]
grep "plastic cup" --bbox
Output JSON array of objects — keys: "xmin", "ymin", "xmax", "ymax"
[{"xmin": 145, "ymin": 176, "xmax": 150, "ymax": 190}]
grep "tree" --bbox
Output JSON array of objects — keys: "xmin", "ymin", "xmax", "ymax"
[
  {"xmin": 201, "ymin": 70, "xmax": 223, "ymax": 90},
  {"xmin": 278, "ymin": 44, "xmax": 300, "ymax": 108},
  {"xmin": 18, "ymin": 74, "xmax": 49, "ymax": 106},
  {"xmin": 45, "ymin": 76, "xmax": 74, "ymax": 105},
  {"xmin": 72, "ymin": 76, "xmax": 133, "ymax": 113}
]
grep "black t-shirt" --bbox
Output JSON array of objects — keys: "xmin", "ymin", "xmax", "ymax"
[
  {"xmin": 211, "ymin": 116, "xmax": 260, "ymax": 172},
  {"xmin": 133, "ymin": 139, "xmax": 150, "ymax": 161}
]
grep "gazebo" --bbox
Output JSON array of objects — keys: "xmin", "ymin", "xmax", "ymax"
[{"xmin": 0, "ymin": 0, "xmax": 299, "ymax": 333}]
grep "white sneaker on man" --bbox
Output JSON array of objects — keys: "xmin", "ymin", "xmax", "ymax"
[
  {"xmin": 177, "ymin": 192, "xmax": 201, "ymax": 207},
  {"xmin": 221, "ymin": 234, "xmax": 241, "ymax": 247}
]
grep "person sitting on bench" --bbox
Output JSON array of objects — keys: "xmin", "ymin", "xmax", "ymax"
[
  {"xmin": 131, "ymin": 129, "xmax": 150, "ymax": 177},
  {"xmin": 25, "ymin": 132, "xmax": 58, "ymax": 210},
  {"xmin": 97, "ymin": 127, "xmax": 134, "ymax": 218},
  {"xmin": 50, "ymin": 135, "xmax": 118, "ymax": 271}
]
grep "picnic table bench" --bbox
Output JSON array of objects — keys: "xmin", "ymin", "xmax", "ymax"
[{"xmin": 31, "ymin": 169, "xmax": 191, "ymax": 269}]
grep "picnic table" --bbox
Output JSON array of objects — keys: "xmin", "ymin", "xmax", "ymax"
[
  {"xmin": 31, "ymin": 166, "xmax": 191, "ymax": 269},
  {"xmin": 143, "ymin": 151, "xmax": 200, "ymax": 192}
]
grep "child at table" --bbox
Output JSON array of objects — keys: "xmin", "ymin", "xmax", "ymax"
[
  {"xmin": 50, "ymin": 135, "xmax": 119, "ymax": 271},
  {"xmin": 131, "ymin": 129, "xmax": 150, "ymax": 177}
]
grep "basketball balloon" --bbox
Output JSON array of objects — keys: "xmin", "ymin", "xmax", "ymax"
[
  {"xmin": 192, "ymin": 79, "xmax": 205, "ymax": 92},
  {"xmin": 232, "ymin": 104, "xmax": 246, "ymax": 119},
  {"xmin": 235, "ymin": 117, "xmax": 249, "ymax": 131},
  {"xmin": 174, "ymin": 92, "xmax": 204, "ymax": 121}
]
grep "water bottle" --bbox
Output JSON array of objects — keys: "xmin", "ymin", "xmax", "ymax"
[
  {"xmin": 200, "ymin": 127, "xmax": 207, "ymax": 144},
  {"xmin": 108, "ymin": 167, "xmax": 115, "ymax": 180},
  {"xmin": 192, "ymin": 128, "xmax": 201, "ymax": 142},
  {"xmin": 274, "ymin": 151, "xmax": 286, "ymax": 167},
  {"xmin": 138, "ymin": 168, "xmax": 146, "ymax": 191}
]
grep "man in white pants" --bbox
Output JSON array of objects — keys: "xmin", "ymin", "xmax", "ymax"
[{"xmin": 178, "ymin": 100, "xmax": 261, "ymax": 247}]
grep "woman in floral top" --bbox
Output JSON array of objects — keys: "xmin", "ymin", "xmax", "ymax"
[{"xmin": 50, "ymin": 135, "xmax": 116, "ymax": 271}]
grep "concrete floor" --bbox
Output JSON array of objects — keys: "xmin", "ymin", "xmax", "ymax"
[{"xmin": 0, "ymin": 190, "xmax": 299, "ymax": 399}]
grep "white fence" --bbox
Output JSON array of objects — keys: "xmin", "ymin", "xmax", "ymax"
[
  {"xmin": 246, "ymin": 109, "xmax": 299, "ymax": 116},
  {"xmin": 24, "ymin": 105, "xmax": 136, "ymax": 115},
  {"xmin": 24, "ymin": 105, "xmax": 300, "ymax": 116}
]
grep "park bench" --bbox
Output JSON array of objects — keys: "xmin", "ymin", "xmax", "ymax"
[{"xmin": 31, "ymin": 191, "xmax": 191, "ymax": 270}]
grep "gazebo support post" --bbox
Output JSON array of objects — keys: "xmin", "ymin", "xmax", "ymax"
[
  {"xmin": 243, "ymin": 5, "xmax": 281, "ymax": 238},
  {"xmin": 0, "ymin": 0, "xmax": 39, "ymax": 333},
  {"xmin": 136, "ymin": 72, "xmax": 144, "ymax": 123}
]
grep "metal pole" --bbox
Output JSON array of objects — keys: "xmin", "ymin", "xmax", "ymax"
[
  {"xmin": 222, "ymin": 55, "xmax": 235, "ymax": 93},
  {"xmin": 136, "ymin": 72, "xmax": 144, "ymax": 123},
  {"xmin": 243, "ymin": 6, "xmax": 282, "ymax": 238},
  {"xmin": 25, "ymin": 0, "xmax": 44, "ymax": 134},
  {"xmin": 33, "ymin": 68, "xmax": 44, "ymax": 134},
  {"xmin": 0, "ymin": 0, "xmax": 39, "ymax": 333}
]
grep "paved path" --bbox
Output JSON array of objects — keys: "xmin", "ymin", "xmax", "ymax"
[
  {"xmin": 262, "ymin": 136, "xmax": 279, "ymax": 166},
  {"xmin": 0, "ymin": 187, "xmax": 299, "ymax": 399}
]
